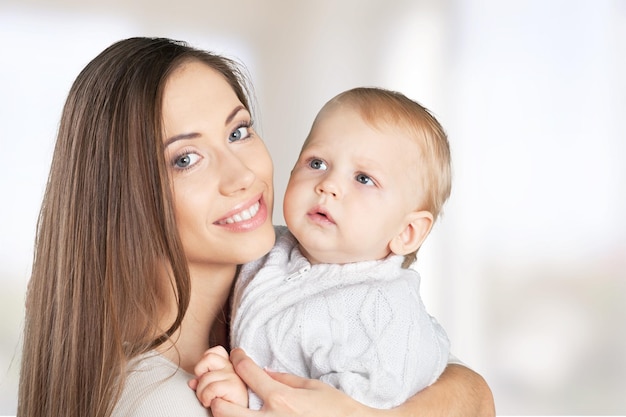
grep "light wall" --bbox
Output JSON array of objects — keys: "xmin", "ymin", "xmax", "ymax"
[{"xmin": 1, "ymin": 0, "xmax": 624, "ymax": 415}]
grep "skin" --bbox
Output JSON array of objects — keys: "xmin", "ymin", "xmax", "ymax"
[
  {"xmin": 284, "ymin": 103, "xmax": 433, "ymax": 265},
  {"xmin": 191, "ymin": 99, "xmax": 496, "ymax": 416},
  {"xmin": 217, "ymin": 348, "xmax": 495, "ymax": 417},
  {"xmin": 157, "ymin": 60, "xmax": 275, "ymax": 372}
]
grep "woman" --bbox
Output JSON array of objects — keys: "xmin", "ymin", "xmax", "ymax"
[{"xmin": 18, "ymin": 37, "xmax": 494, "ymax": 417}]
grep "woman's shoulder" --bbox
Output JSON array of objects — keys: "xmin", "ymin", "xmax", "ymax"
[{"xmin": 111, "ymin": 351, "xmax": 212, "ymax": 417}]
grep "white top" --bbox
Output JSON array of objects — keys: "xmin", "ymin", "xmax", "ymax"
[
  {"xmin": 231, "ymin": 226, "xmax": 450, "ymax": 409},
  {"xmin": 111, "ymin": 351, "xmax": 211, "ymax": 417}
]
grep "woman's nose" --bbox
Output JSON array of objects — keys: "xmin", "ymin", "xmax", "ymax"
[{"xmin": 218, "ymin": 151, "xmax": 256, "ymax": 195}]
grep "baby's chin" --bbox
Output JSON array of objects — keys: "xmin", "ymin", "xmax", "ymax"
[{"xmin": 298, "ymin": 244, "xmax": 388, "ymax": 266}]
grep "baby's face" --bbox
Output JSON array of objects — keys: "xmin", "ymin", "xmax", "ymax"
[{"xmin": 283, "ymin": 104, "xmax": 426, "ymax": 265}]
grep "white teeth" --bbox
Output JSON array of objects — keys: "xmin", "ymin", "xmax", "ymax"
[{"xmin": 219, "ymin": 201, "xmax": 260, "ymax": 225}]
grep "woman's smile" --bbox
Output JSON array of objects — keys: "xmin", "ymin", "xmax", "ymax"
[
  {"xmin": 215, "ymin": 193, "xmax": 269, "ymax": 231},
  {"xmin": 216, "ymin": 200, "xmax": 260, "ymax": 224},
  {"xmin": 163, "ymin": 61, "xmax": 275, "ymax": 263}
]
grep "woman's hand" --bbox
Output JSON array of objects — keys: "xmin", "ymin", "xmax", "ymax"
[
  {"xmin": 211, "ymin": 348, "xmax": 495, "ymax": 417},
  {"xmin": 210, "ymin": 348, "xmax": 370, "ymax": 417}
]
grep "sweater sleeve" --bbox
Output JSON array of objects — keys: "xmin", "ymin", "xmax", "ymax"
[{"xmin": 303, "ymin": 278, "xmax": 450, "ymax": 409}]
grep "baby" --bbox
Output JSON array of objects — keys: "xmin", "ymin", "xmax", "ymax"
[{"xmin": 193, "ymin": 87, "xmax": 452, "ymax": 409}]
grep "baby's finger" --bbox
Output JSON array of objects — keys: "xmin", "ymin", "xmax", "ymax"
[
  {"xmin": 194, "ymin": 369, "xmax": 226, "ymax": 396},
  {"xmin": 197, "ymin": 379, "xmax": 238, "ymax": 408},
  {"xmin": 211, "ymin": 397, "xmax": 255, "ymax": 417},
  {"xmin": 194, "ymin": 346, "xmax": 232, "ymax": 377},
  {"xmin": 196, "ymin": 386, "xmax": 218, "ymax": 408},
  {"xmin": 206, "ymin": 345, "xmax": 229, "ymax": 359},
  {"xmin": 194, "ymin": 370, "xmax": 229, "ymax": 407}
]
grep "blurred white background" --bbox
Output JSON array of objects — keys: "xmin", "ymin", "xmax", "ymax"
[{"xmin": 1, "ymin": 0, "xmax": 625, "ymax": 415}]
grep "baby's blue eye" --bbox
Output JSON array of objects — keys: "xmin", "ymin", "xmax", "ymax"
[
  {"xmin": 356, "ymin": 173, "xmax": 374, "ymax": 186},
  {"xmin": 229, "ymin": 126, "xmax": 250, "ymax": 142},
  {"xmin": 309, "ymin": 158, "xmax": 327, "ymax": 170}
]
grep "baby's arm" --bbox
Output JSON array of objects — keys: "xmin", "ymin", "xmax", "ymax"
[{"xmin": 189, "ymin": 345, "xmax": 248, "ymax": 408}]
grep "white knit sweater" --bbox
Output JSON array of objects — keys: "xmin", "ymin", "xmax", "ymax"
[{"xmin": 231, "ymin": 226, "xmax": 450, "ymax": 409}]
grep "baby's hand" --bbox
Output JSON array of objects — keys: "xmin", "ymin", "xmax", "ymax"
[{"xmin": 188, "ymin": 345, "xmax": 248, "ymax": 408}]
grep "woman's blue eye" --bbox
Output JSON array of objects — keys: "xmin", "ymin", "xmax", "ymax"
[
  {"xmin": 174, "ymin": 153, "xmax": 200, "ymax": 169},
  {"xmin": 229, "ymin": 126, "xmax": 250, "ymax": 142},
  {"xmin": 309, "ymin": 158, "xmax": 327, "ymax": 170},
  {"xmin": 356, "ymin": 173, "xmax": 374, "ymax": 186}
]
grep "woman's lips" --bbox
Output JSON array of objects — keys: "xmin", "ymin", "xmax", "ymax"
[
  {"xmin": 215, "ymin": 201, "xmax": 260, "ymax": 225},
  {"xmin": 214, "ymin": 195, "xmax": 269, "ymax": 231}
]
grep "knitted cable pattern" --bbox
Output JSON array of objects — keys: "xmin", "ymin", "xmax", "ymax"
[{"xmin": 232, "ymin": 226, "xmax": 449, "ymax": 409}]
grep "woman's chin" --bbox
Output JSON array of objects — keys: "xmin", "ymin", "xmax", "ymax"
[{"xmin": 236, "ymin": 221, "xmax": 276, "ymax": 264}]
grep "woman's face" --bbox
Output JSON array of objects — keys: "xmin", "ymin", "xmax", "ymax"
[{"xmin": 162, "ymin": 60, "xmax": 275, "ymax": 268}]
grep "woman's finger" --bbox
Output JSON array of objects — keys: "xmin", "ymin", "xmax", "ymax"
[
  {"xmin": 265, "ymin": 370, "xmax": 316, "ymax": 389},
  {"xmin": 229, "ymin": 348, "xmax": 367, "ymax": 417},
  {"xmin": 230, "ymin": 348, "xmax": 282, "ymax": 399}
]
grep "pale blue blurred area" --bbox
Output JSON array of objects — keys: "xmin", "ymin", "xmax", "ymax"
[{"xmin": 1, "ymin": 1, "xmax": 624, "ymax": 415}]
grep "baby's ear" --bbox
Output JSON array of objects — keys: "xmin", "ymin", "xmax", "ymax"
[{"xmin": 389, "ymin": 211, "xmax": 434, "ymax": 256}]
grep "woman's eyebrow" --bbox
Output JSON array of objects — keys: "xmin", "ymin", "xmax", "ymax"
[
  {"xmin": 226, "ymin": 105, "xmax": 246, "ymax": 125},
  {"xmin": 164, "ymin": 132, "xmax": 200, "ymax": 147},
  {"xmin": 164, "ymin": 105, "xmax": 247, "ymax": 147}
]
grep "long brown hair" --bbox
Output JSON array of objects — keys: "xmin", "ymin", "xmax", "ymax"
[{"xmin": 18, "ymin": 37, "xmax": 253, "ymax": 417}]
